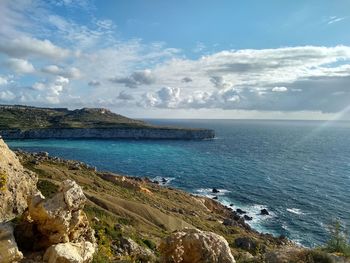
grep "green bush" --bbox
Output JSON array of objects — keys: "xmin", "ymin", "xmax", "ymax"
[{"xmin": 323, "ymin": 220, "xmax": 350, "ymax": 257}]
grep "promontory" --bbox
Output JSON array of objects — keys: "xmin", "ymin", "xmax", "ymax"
[{"xmin": 0, "ymin": 105, "xmax": 215, "ymax": 140}]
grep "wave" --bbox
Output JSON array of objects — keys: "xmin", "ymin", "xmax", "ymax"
[
  {"xmin": 151, "ymin": 176, "xmax": 175, "ymax": 186},
  {"xmin": 286, "ymin": 208, "xmax": 304, "ymax": 215}
]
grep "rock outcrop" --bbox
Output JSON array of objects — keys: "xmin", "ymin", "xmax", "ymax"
[
  {"xmin": 0, "ymin": 223, "xmax": 23, "ymax": 263},
  {"xmin": 16, "ymin": 180, "xmax": 96, "ymax": 262},
  {"xmin": 159, "ymin": 228, "xmax": 236, "ymax": 263},
  {"xmin": 0, "ymin": 138, "xmax": 37, "ymax": 222},
  {"xmin": 0, "ymin": 138, "xmax": 96, "ymax": 262}
]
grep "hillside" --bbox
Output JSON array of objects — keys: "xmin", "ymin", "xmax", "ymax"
[
  {"xmin": 0, "ymin": 105, "xmax": 215, "ymax": 140},
  {"xmin": 0, "ymin": 105, "xmax": 149, "ymax": 130}
]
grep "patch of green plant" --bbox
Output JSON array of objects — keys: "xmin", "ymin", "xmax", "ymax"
[
  {"xmin": 37, "ymin": 179, "xmax": 59, "ymax": 198},
  {"xmin": 142, "ymin": 239, "xmax": 157, "ymax": 251},
  {"xmin": 0, "ymin": 170, "xmax": 7, "ymax": 191},
  {"xmin": 322, "ymin": 220, "xmax": 350, "ymax": 257}
]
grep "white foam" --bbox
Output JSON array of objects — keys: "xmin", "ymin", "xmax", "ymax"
[
  {"xmin": 195, "ymin": 188, "xmax": 231, "ymax": 196},
  {"xmin": 152, "ymin": 176, "xmax": 175, "ymax": 186},
  {"xmin": 286, "ymin": 208, "xmax": 304, "ymax": 215}
]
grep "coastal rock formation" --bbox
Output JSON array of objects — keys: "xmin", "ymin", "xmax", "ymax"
[
  {"xmin": 26, "ymin": 180, "xmax": 95, "ymax": 247},
  {"xmin": 14, "ymin": 179, "xmax": 97, "ymax": 262},
  {"xmin": 159, "ymin": 228, "xmax": 236, "ymax": 263},
  {"xmin": 0, "ymin": 127, "xmax": 215, "ymax": 140},
  {"xmin": 0, "ymin": 223, "xmax": 23, "ymax": 263},
  {"xmin": 0, "ymin": 138, "xmax": 37, "ymax": 222}
]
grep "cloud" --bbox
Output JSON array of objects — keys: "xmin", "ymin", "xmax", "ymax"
[
  {"xmin": 6, "ymin": 58, "xmax": 35, "ymax": 74},
  {"xmin": 42, "ymin": 65, "xmax": 81, "ymax": 78},
  {"xmin": 88, "ymin": 80, "xmax": 101, "ymax": 87},
  {"xmin": 0, "ymin": 36, "xmax": 71, "ymax": 59},
  {"xmin": 0, "ymin": 76, "xmax": 8, "ymax": 86},
  {"xmin": 210, "ymin": 76, "xmax": 232, "ymax": 89},
  {"xmin": 182, "ymin": 77, "xmax": 193, "ymax": 83},
  {"xmin": 141, "ymin": 87, "xmax": 181, "ymax": 108},
  {"xmin": 272, "ymin": 87, "xmax": 288, "ymax": 92},
  {"xmin": 327, "ymin": 16, "xmax": 346, "ymax": 25},
  {"xmin": 109, "ymin": 69, "xmax": 156, "ymax": 88},
  {"xmin": 0, "ymin": 90, "xmax": 15, "ymax": 101},
  {"xmin": 117, "ymin": 91, "xmax": 134, "ymax": 100}
]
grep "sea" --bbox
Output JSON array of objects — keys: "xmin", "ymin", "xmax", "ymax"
[{"xmin": 6, "ymin": 119, "xmax": 350, "ymax": 247}]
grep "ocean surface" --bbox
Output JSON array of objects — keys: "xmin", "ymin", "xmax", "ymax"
[{"xmin": 6, "ymin": 119, "xmax": 350, "ymax": 247}]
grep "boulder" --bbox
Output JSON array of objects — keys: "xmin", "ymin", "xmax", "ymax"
[
  {"xmin": 115, "ymin": 237, "xmax": 156, "ymax": 262},
  {"xmin": 27, "ymin": 180, "xmax": 95, "ymax": 247},
  {"xmin": 234, "ymin": 237, "xmax": 258, "ymax": 252},
  {"xmin": 260, "ymin": 209, "xmax": 269, "ymax": 215},
  {"xmin": 212, "ymin": 188, "xmax": 220, "ymax": 193},
  {"xmin": 244, "ymin": 215, "xmax": 253, "ymax": 221},
  {"xmin": 236, "ymin": 208, "xmax": 246, "ymax": 214},
  {"xmin": 0, "ymin": 138, "xmax": 37, "ymax": 222},
  {"xmin": 0, "ymin": 223, "xmax": 23, "ymax": 263},
  {"xmin": 43, "ymin": 242, "xmax": 95, "ymax": 263},
  {"xmin": 159, "ymin": 228, "xmax": 236, "ymax": 263}
]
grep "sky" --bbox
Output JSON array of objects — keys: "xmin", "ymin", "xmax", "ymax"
[{"xmin": 1, "ymin": 0, "xmax": 350, "ymax": 119}]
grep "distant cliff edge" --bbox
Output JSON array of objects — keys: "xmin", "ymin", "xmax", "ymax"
[{"xmin": 0, "ymin": 105, "xmax": 215, "ymax": 140}]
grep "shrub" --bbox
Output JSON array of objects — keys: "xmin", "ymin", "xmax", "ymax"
[
  {"xmin": 37, "ymin": 179, "xmax": 59, "ymax": 198},
  {"xmin": 323, "ymin": 220, "xmax": 350, "ymax": 257}
]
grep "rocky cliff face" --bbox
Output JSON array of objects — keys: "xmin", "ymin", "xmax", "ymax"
[
  {"xmin": 0, "ymin": 139, "xmax": 96, "ymax": 263},
  {"xmin": 0, "ymin": 138, "xmax": 37, "ymax": 222},
  {"xmin": 0, "ymin": 127, "xmax": 215, "ymax": 140}
]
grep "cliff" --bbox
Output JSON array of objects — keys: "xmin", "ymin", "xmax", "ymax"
[{"xmin": 0, "ymin": 105, "xmax": 215, "ymax": 140}]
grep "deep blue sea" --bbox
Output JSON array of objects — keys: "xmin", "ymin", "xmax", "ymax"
[{"xmin": 6, "ymin": 119, "xmax": 350, "ymax": 247}]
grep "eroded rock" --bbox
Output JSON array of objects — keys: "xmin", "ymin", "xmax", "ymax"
[
  {"xmin": 0, "ymin": 138, "xmax": 37, "ymax": 222},
  {"xmin": 159, "ymin": 228, "xmax": 236, "ymax": 263},
  {"xmin": 0, "ymin": 223, "xmax": 23, "ymax": 263}
]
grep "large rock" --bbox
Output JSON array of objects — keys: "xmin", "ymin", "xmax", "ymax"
[
  {"xmin": 115, "ymin": 237, "xmax": 156, "ymax": 262},
  {"xmin": 43, "ymin": 242, "xmax": 95, "ymax": 263},
  {"xmin": 0, "ymin": 138, "xmax": 37, "ymax": 222},
  {"xmin": 159, "ymin": 228, "xmax": 236, "ymax": 263},
  {"xmin": 27, "ymin": 180, "xmax": 95, "ymax": 247},
  {"xmin": 0, "ymin": 223, "xmax": 23, "ymax": 263}
]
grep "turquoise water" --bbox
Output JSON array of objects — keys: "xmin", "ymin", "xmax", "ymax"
[{"xmin": 6, "ymin": 119, "xmax": 350, "ymax": 247}]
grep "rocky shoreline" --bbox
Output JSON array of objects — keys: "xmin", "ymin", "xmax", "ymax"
[{"xmin": 0, "ymin": 127, "xmax": 215, "ymax": 140}]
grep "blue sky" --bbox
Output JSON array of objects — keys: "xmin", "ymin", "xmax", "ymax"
[{"xmin": 1, "ymin": 0, "xmax": 350, "ymax": 119}]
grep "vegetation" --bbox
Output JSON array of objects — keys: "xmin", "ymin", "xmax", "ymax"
[
  {"xmin": 322, "ymin": 220, "xmax": 350, "ymax": 257},
  {"xmin": 0, "ymin": 170, "xmax": 7, "ymax": 191},
  {"xmin": 0, "ymin": 105, "xmax": 148, "ymax": 130}
]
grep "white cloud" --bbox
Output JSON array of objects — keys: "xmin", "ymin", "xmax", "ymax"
[
  {"xmin": 0, "ymin": 76, "xmax": 8, "ymax": 86},
  {"xmin": 0, "ymin": 90, "xmax": 15, "ymax": 101},
  {"xmin": 42, "ymin": 65, "xmax": 81, "ymax": 78},
  {"xmin": 272, "ymin": 87, "xmax": 288, "ymax": 92},
  {"xmin": 88, "ymin": 80, "xmax": 101, "ymax": 87},
  {"xmin": 6, "ymin": 58, "xmax": 35, "ymax": 74},
  {"xmin": 109, "ymin": 69, "xmax": 156, "ymax": 88},
  {"xmin": 0, "ymin": 36, "xmax": 71, "ymax": 59},
  {"xmin": 327, "ymin": 16, "xmax": 346, "ymax": 25}
]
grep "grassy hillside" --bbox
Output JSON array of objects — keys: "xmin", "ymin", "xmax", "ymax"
[
  {"xmin": 16, "ymin": 151, "xmax": 292, "ymax": 262},
  {"xmin": 0, "ymin": 105, "xmax": 149, "ymax": 130}
]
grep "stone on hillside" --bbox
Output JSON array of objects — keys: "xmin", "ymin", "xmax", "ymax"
[
  {"xmin": 234, "ymin": 237, "xmax": 258, "ymax": 252},
  {"xmin": 0, "ymin": 223, "xmax": 23, "ymax": 263},
  {"xmin": 114, "ymin": 237, "xmax": 156, "ymax": 262},
  {"xmin": 159, "ymin": 228, "xmax": 236, "ymax": 263},
  {"xmin": 43, "ymin": 242, "xmax": 95, "ymax": 263},
  {"xmin": 0, "ymin": 138, "xmax": 37, "ymax": 222}
]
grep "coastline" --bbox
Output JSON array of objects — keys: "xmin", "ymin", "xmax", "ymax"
[{"xmin": 0, "ymin": 127, "xmax": 215, "ymax": 140}]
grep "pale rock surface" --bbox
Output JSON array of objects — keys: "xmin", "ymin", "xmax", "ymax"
[
  {"xmin": 27, "ymin": 180, "xmax": 95, "ymax": 246},
  {"xmin": 0, "ymin": 223, "xmax": 23, "ymax": 263},
  {"xmin": 43, "ymin": 242, "xmax": 95, "ymax": 263},
  {"xmin": 159, "ymin": 228, "xmax": 236, "ymax": 263},
  {"xmin": 0, "ymin": 138, "xmax": 37, "ymax": 222}
]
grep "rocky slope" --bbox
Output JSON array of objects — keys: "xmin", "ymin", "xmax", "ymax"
[
  {"xmin": 0, "ymin": 105, "xmax": 215, "ymax": 140},
  {"xmin": 1, "ymin": 138, "xmax": 347, "ymax": 263}
]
